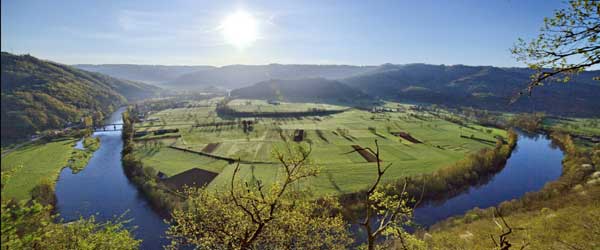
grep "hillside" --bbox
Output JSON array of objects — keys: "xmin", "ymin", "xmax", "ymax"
[
  {"xmin": 1, "ymin": 52, "xmax": 160, "ymax": 143},
  {"xmin": 74, "ymin": 64, "xmax": 213, "ymax": 85},
  {"xmin": 230, "ymin": 78, "xmax": 373, "ymax": 105},
  {"xmin": 168, "ymin": 64, "xmax": 377, "ymax": 90},
  {"xmin": 342, "ymin": 64, "xmax": 600, "ymax": 116}
]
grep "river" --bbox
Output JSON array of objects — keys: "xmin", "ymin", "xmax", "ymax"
[
  {"xmin": 54, "ymin": 108, "xmax": 564, "ymax": 249},
  {"xmin": 412, "ymin": 131, "xmax": 564, "ymax": 227},
  {"xmin": 55, "ymin": 108, "xmax": 169, "ymax": 250}
]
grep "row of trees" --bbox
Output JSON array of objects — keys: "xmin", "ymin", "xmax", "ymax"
[{"xmin": 122, "ymin": 109, "xmax": 181, "ymax": 213}]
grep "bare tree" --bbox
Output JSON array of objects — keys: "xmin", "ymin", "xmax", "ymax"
[
  {"xmin": 229, "ymin": 144, "xmax": 318, "ymax": 249},
  {"xmin": 346, "ymin": 140, "xmax": 424, "ymax": 250},
  {"xmin": 490, "ymin": 208, "xmax": 529, "ymax": 250},
  {"xmin": 166, "ymin": 143, "xmax": 351, "ymax": 250}
]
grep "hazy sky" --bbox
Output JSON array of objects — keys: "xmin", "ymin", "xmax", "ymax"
[{"xmin": 1, "ymin": 0, "xmax": 565, "ymax": 66}]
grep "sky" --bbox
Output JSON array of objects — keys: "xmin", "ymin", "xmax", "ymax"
[{"xmin": 1, "ymin": 0, "xmax": 566, "ymax": 66}]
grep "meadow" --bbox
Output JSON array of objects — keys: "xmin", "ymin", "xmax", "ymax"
[
  {"xmin": 1, "ymin": 136, "xmax": 101, "ymax": 200},
  {"xmin": 132, "ymin": 99, "xmax": 506, "ymax": 196},
  {"xmin": 1, "ymin": 139, "xmax": 77, "ymax": 200}
]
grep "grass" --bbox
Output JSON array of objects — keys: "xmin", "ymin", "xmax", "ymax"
[
  {"xmin": 427, "ymin": 185, "xmax": 600, "ymax": 250},
  {"xmin": 132, "ymin": 100, "xmax": 507, "ymax": 196},
  {"xmin": 1, "ymin": 138, "xmax": 77, "ymax": 200},
  {"xmin": 1, "ymin": 136, "xmax": 102, "ymax": 200}
]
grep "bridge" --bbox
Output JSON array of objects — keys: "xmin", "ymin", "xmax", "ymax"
[{"xmin": 94, "ymin": 123, "xmax": 124, "ymax": 131}]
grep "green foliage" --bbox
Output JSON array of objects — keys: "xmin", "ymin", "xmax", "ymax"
[
  {"xmin": 512, "ymin": 0, "xmax": 600, "ymax": 91},
  {"xmin": 1, "ymin": 200, "xmax": 140, "ymax": 250},
  {"xmin": 166, "ymin": 145, "xmax": 352, "ymax": 250},
  {"xmin": 121, "ymin": 109, "xmax": 180, "ymax": 212},
  {"xmin": 1, "ymin": 199, "xmax": 49, "ymax": 249},
  {"xmin": 30, "ymin": 178, "xmax": 56, "ymax": 206},
  {"xmin": 68, "ymin": 136, "xmax": 101, "ymax": 173}
]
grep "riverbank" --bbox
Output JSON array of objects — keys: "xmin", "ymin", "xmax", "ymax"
[
  {"xmin": 425, "ymin": 131, "xmax": 600, "ymax": 249},
  {"xmin": 54, "ymin": 107, "xmax": 170, "ymax": 250},
  {"xmin": 119, "ymin": 103, "xmax": 597, "ymax": 249},
  {"xmin": 121, "ymin": 108, "xmax": 183, "ymax": 216},
  {"xmin": 339, "ymin": 130, "xmax": 517, "ymax": 222}
]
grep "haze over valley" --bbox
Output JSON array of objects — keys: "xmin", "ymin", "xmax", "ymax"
[{"xmin": 1, "ymin": 1, "xmax": 599, "ymax": 250}]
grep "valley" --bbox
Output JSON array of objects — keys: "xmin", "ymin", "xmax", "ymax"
[{"xmin": 1, "ymin": 53, "xmax": 599, "ymax": 250}]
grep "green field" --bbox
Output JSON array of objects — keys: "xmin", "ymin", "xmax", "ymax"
[
  {"xmin": 1, "ymin": 139, "xmax": 77, "ymax": 200},
  {"xmin": 1, "ymin": 136, "xmax": 102, "ymax": 200},
  {"xmin": 133, "ymin": 99, "xmax": 506, "ymax": 196}
]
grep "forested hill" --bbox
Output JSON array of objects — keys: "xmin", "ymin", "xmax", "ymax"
[
  {"xmin": 168, "ymin": 64, "xmax": 377, "ymax": 90},
  {"xmin": 1, "ymin": 52, "xmax": 161, "ymax": 143},
  {"xmin": 231, "ymin": 78, "xmax": 372, "ymax": 105},
  {"xmin": 74, "ymin": 64, "xmax": 213, "ymax": 85},
  {"xmin": 342, "ymin": 64, "xmax": 600, "ymax": 116}
]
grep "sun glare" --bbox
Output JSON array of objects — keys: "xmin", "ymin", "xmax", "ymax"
[{"xmin": 221, "ymin": 11, "xmax": 258, "ymax": 49}]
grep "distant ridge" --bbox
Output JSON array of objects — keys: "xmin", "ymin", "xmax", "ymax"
[
  {"xmin": 74, "ymin": 62, "xmax": 599, "ymax": 116},
  {"xmin": 74, "ymin": 64, "xmax": 213, "ymax": 85},
  {"xmin": 231, "ymin": 78, "xmax": 372, "ymax": 105},
  {"xmin": 167, "ymin": 64, "xmax": 377, "ymax": 90},
  {"xmin": 342, "ymin": 64, "xmax": 600, "ymax": 116}
]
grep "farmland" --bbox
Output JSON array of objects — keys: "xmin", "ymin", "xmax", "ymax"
[{"xmin": 132, "ymin": 98, "xmax": 506, "ymax": 196}]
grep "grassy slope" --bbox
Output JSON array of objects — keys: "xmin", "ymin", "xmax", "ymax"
[
  {"xmin": 1, "ymin": 139, "xmax": 76, "ymax": 200},
  {"xmin": 133, "ymin": 100, "xmax": 506, "ymax": 196},
  {"xmin": 427, "ymin": 185, "xmax": 600, "ymax": 250}
]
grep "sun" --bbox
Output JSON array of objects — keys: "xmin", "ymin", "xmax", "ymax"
[{"xmin": 220, "ymin": 11, "xmax": 258, "ymax": 49}]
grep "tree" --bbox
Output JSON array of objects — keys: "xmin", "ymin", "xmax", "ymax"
[
  {"xmin": 511, "ymin": 0, "xmax": 599, "ymax": 98},
  {"xmin": 83, "ymin": 116, "xmax": 94, "ymax": 128},
  {"xmin": 1, "ymin": 200, "xmax": 140, "ymax": 250},
  {"xmin": 166, "ymin": 144, "xmax": 351, "ymax": 250},
  {"xmin": 346, "ymin": 140, "xmax": 424, "ymax": 250}
]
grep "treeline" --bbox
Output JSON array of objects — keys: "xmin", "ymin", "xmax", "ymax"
[
  {"xmin": 121, "ymin": 108, "xmax": 181, "ymax": 214},
  {"xmin": 509, "ymin": 112, "xmax": 545, "ymax": 132},
  {"xmin": 341, "ymin": 130, "xmax": 518, "ymax": 217},
  {"xmin": 215, "ymin": 102, "xmax": 347, "ymax": 118},
  {"xmin": 132, "ymin": 93, "xmax": 218, "ymax": 115}
]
